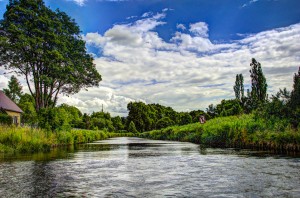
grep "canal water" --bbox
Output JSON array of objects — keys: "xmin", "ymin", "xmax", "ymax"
[{"xmin": 0, "ymin": 137, "xmax": 300, "ymax": 197}]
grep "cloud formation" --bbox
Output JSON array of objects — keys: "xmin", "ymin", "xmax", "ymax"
[
  {"xmin": 68, "ymin": 0, "xmax": 87, "ymax": 6},
  {"xmin": 2, "ymin": 9, "xmax": 298, "ymax": 117}
]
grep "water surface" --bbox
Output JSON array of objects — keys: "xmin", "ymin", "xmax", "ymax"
[{"xmin": 1, "ymin": 137, "xmax": 300, "ymax": 197}]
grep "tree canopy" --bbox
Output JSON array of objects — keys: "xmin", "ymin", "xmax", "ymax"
[{"xmin": 0, "ymin": 0, "xmax": 101, "ymax": 111}]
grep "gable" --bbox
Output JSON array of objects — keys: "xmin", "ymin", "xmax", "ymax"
[{"xmin": 0, "ymin": 91, "xmax": 23, "ymax": 113}]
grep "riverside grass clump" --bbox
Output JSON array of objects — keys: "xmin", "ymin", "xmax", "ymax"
[
  {"xmin": 140, "ymin": 114, "xmax": 300, "ymax": 152},
  {"xmin": 0, "ymin": 125, "xmax": 113, "ymax": 154}
]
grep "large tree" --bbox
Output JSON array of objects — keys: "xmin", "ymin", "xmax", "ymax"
[
  {"xmin": 3, "ymin": 75, "xmax": 23, "ymax": 103},
  {"xmin": 0, "ymin": 0, "xmax": 101, "ymax": 111}
]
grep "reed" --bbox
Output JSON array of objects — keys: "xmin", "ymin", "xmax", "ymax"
[
  {"xmin": 0, "ymin": 125, "xmax": 132, "ymax": 154},
  {"xmin": 140, "ymin": 114, "xmax": 300, "ymax": 152}
]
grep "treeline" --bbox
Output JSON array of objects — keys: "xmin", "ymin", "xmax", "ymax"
[{"xmin": 126, "ymin": 102, "xmax": 208, "ymax": 132}]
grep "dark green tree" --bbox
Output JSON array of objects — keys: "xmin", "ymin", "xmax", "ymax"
[
  {"xmin": 233, "ymin": 74, "xmax": 244, "ymax": 102},
  {"xmin": 289, "ymin": 67, "xmax": 300, "ymax": 128},
  {"xmin": 179, "ymin": 112, "xmax": 192, "ymax": 125},
  {"xmin": 3, "ymin": 75, "xmax": 23, "ymax": 103},
  {"xmin": 112, "ymin": 116, "xmax": 124, "ymax": 131},
  {"xmin": 156, "ymin": 117, "xmax": 174, "ymax": 129},
  {"xmin": 0, "ymin": 0, "xmax": 101, "ymax": 111},
  {"xmin": 216, "ymin": 99, "xmax": 243, "ymax": 117},
  {"xmin": 128, "ymin": 121, "xmax": 138, "ymax": 133},
  {"xmin": 127, "ymin": 102, "xmax": 152, "ymax": 132},
  {"xmin": 249, "ymin": 58, "xmax": 268, "ymax": 104},
  {"xmin": 290, "ymin": 67, "xmax": 300, "ymax": 109},
  {"xmin": 206, "ymin": 104, "xmax": 217, "ymax": 118}
]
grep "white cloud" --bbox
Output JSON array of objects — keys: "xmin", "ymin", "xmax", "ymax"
[
  {"xmin": 189, "ymin": 22, "xmax": 209, "ymax": 38},
  {"xmin": 242, "ymin": 0, "xmax": 259, "ymax": 7},
  {"xmin": 67, "ymin": 0, "xmax": 87, "ymax": 6},
  {"xmin": 10, "ymin": 10, "xmax": 298, "ymax": 116},
  {"xmin": 176, "ymin": 23, "xmax": 186, "ymax": 31},
  {"xmin": 80, "ymin": 12, "xmax": 300, "ymax": 116}
]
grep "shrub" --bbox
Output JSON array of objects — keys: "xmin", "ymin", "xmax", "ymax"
[{"xmin": 0, "ymin": 113, "xmax": 12, "ymax": 125}]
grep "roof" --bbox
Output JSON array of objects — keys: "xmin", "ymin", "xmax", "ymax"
[{"xmin": 0, "ymin": 91, "xmax": 23, "ymax": 113}]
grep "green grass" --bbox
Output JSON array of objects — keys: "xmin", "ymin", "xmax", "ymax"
[
  {"xmin": 0, "ymin": 125, "xmax": 134, "ymax": 154},
  {"xmin": 140, "ymin": 114, "xmax": 300, "ymax": 152}
]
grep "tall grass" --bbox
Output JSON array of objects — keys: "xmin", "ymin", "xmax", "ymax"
[
  {"xmin": 0, "ymin": 125, "xmax": 131, "ymax": 154},
  {"xmin": 140, "ymin": 114, "xmax": 300, "ymax": 152}
]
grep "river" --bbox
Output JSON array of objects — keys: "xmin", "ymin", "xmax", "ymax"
[{"xmin": 0, "ymin": 137, "xmax": 300, "ymax": 197}]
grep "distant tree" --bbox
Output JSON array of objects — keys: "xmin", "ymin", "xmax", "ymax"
[
  {"xmin": 0, "ymin": 0, "xmax": 101, "ymax": 111},
  {"xmin": 82, "ymin": 113, "xmax": 91, "ymax": 130},
  {"xmin": 58, "ymin": 104, "xmax": 83, "ymax": 128},
  {"xmin": 206, "ymin": 104, "xmax": 217, "ymax": 118},
  {"xmin": 156, "ymin": 117, "xmax": 174, "ymax": 129},
  {"xmin": 249, "ymin": 58, "xmax": 268, "ymax": 104},
  {"xmin": 127, "ymin": 102, "xmax": 152, "ymax": 132},
  {"xmin": 128, "ymin": 121, "xmax": 138, "ymax": 133},
  {"xmin": 112, "ymin": 116, "xmax": 124, "ymax": 131},
  {"xmin": 290, "ymin": 67, "xmax": 300, "ymax": 109},
  {"xmin": 3, "ymin": 75, "xmax": 23, "ymax": 103},
  {"xmin": 216, "ymin": 99, "xmax": 243, "ymax": 117},
  {"xmin": 91, "ymin": 111, "xmax": 114, "ymax": 131},
  {"xmin": 233, "ymin": 74, "xmax": 244, "ymax": 102},
  {"xmin": 179, "ymin": 112, "xmax": 192, "ymax": 125},
  {"xmin": 289, "ymin": 67, "xmax": 300, "ymax": 128}
]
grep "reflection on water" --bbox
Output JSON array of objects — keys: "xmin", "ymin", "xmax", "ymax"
[{"xmin": 1, "ymin": 137, "xmax": 300, "ymax": 197}]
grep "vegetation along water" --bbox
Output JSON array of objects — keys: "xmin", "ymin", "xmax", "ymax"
[{"xmin": 0, "ymin": 1, "xmax": 299, "ymax": 155}]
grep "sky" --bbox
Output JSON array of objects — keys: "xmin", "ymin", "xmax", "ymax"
[{"xmin": 0, "ymin": 0, "xmax": 300, "ymax": 116}]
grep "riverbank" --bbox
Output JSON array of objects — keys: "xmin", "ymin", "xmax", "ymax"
[
  {"xmin": 139, "ymin": 114, "xmax": 300, "ymax": 153},
  {"xmin": 0, "ymin": 125, "xmax": 134, "ymax": 154}
]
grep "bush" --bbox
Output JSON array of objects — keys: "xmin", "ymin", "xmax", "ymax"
[{"xmin": 0, "ymin": 113, "xmax": 12, "ymax": 125}]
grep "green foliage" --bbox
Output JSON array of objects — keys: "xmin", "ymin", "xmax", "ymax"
[
  {"xmin": 233, "ymin": 74, "xmax": 244, "ymax": 101},
  {"xmin": 18, "ymin": 94, "xmax": 37, "ymax": 125},
  {"xmin": 0, "ymin": 0, "xmax": 101, "ymax": 111},
  {"xmin": 90, "ymin": 111, "xmax": 114, "ymax": 131},
  {"xmin": 216, "ymin": 99, "xmax": 243, "ymax": 117},
  {"xmin": 112, "ymin": 116, "xmax": 124, "ymax": 131},
  {"xmin": 156, "ymin": 117, "xmax": 174, "ymax": 129},
  {"xmin": 0, "ymin": 125, "xmax": 112, "ymax": 154},
  {"xmin": 59, "ymin": 104, "xmax": 83, "ymax": 128},
  {"xmin": 179, "ymin": 112, "xmax": 192, "ymax": 125},
  {"xmin": 206, "ymin": 104, "xmax": 217, "ymax": 118},
  {"xmin": 140, "ymin": 114, "xmax": 300, "ymax": 152},
  {"xmin": 3, "ymin": 75, "xmax": 23, "ymax": 103},
  {"xmin": 38, "ymin": 107, "xmax": 72, "ymax": 131},
  {"xmin": 189, "ymin": 110, "xmax": 208, "ymax": 123},
  {"xmin": 249, "ymin": 58, "xmax": 268, "ymax": 105},
  {"xmin": 128, "ymin": 121, "xmax": 138, "ymax": 133},
  {"xmin": 289, "ymin": 67, "xmax": 300, "ymax": 128},
  {"xmin": 0, "ymin": 113, "xmax": 13, "ymax": 125}
]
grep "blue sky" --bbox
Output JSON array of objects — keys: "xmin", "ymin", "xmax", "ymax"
[{"xmin": 0, "ymin": 0, "xmax": 300, "ymax": 116}]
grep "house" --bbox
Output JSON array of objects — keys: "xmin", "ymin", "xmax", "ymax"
[{"xmin": 0, "ymin": 90, "xmax": 23, "ymax": 126}]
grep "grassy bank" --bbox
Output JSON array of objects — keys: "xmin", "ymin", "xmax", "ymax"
[
  {"xmin": 139, "ymin": 114, "xmax": 300, "ymax": 153},
  {"xmin": 0, "ymin": 125, "xmax": 134, "ymax": 154}
]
